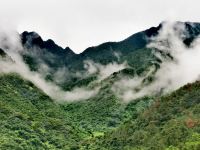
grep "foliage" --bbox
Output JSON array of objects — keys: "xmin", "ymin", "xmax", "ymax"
[
  {"xmin": 1, "ymin": 22, "xmax": 200, "ymax": 149},
  {"xmin": 0, "ymin": 74, "xmax": 86, "ymax": 149},
  {"xmin": 88, "ymin": 82, "xmax": 200, "ymax": 150}
]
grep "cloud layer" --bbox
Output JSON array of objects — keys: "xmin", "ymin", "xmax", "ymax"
[
  {"xmin": 0, "ymin": 28, "xmax": 98, "ymax": 102},
  {"xmin": 2, "ymin": 21, "xmax": 200, "ymax": 103},
  {"xmin": 84, "ymin": 60, "xmax": 127, "ymax": 80},
  {"xmin": 113, "ymin": 22, "xmax": 200, "ymax": 102}
]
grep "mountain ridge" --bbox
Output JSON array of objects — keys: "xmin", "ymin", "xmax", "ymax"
[
  {"xmin": 1, "ymin": 21, "xmax": 200, "ymax": 149},
  {"xmin": 21, "ymin": 21, "xmax": 200, "ymax": 55},
  {"xmin": 19, "ymin": 21, "xmax": 200, "ymax": 72}
]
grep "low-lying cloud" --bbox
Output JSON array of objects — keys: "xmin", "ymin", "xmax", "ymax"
[
  {"xmin": 113, "ymin": 21, "xmax": 200, "ymax": 102},
  {"xmin": 0, "ymin": 28, "xmax": 98, "ymax": 102},
  {"xmin": 84, "ymin": 60, "xmax": 127, "ymax": 80},
  {"xmin": 2, "ymin": 21, "xmax": 200, "ymax": 103}
]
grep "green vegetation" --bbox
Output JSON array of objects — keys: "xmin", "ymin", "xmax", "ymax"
[
  {"xmin": 0, "ymin": 73, "xmax": 154, "ymax": 149},
  {"xmin": 1, "ymin": 22, "xmax": 200, "ymax": 149},
  {"xmin": 1, "ymin": 73, "xmax": 199, "ymax": 149},
  {"xmin": 0, "ymin": 74, "xmax": 86, "ymax": 149},
  {"xmin": 87, "ymin": 82, "xmax": 200, "ymax": 150}
]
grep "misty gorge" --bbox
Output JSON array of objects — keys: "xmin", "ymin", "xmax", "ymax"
[{"xmin": 0, "ymin": 2, "xmax": 200, "ymax": 149}]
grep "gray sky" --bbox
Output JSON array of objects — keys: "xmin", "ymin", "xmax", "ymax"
[{"xmin": 1, "ymin": 0, "xmax": 200, "ymax": 53}]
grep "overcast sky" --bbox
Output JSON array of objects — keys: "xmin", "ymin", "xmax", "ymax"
[{"xmin": 1, "ymin": 0, "xmax": 200, "ymax": 53}]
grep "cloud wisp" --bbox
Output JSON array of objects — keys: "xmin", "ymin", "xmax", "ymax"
[
  {"xmin": 0, "ymin": 28, "xmax": 98, "ymax": 102},
  {"xmin": 2, "ymin": 21, "xmax": 200, "ymax": 103},
  {"xmin": 112, "ymin": 21, "xmax": 200, "ymax": 102},
  {"xmin": 84, "ymin": 60, "xmax": 127, "ymax": 81}
]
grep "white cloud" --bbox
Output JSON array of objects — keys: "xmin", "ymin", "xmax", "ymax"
[
  {"xmin": 113, "ymin": 21, "xmax": 200, "ymax": 102},
  {"xmin": 0, "ymin": 28, "xmax": 98, "ymax": 102},
  {"xmin": 84, "ymin": 60, "xmax": 127, "ymax": 80}
]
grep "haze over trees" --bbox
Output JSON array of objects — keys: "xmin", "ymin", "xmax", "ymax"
[{"xmin": 0, "ymin": 21, "xmax": 200, "ymax": 149}]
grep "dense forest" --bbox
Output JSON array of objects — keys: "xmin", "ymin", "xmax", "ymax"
[{"xmin": 0, "ymin": 22, "xmax": 200, "ymax": 149}]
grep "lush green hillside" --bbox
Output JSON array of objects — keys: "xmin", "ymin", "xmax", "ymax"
[
  {"xmin": 0, "ymin": 73, "xmax": 155, "ymax": 149},
  {"xmin": 0, "ymin": 74, "xmax": 87, "ymax": 149},
  {"xmin": 87, "ymin": 81, "xmax": 200, "ymax": 150},
  {"xmin": 1, "ymin": 21, "xmax": 200, "ymax": 149},
  {"xmin": 61, "ymin": 87, "xmax": 153, "ymax": 133},
  {"xmin": 1, "ymin": 73, "xmax": 199, "ymax": 150}
]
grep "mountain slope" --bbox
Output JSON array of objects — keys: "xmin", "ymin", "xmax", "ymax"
[
  {"xmin": 0, "ymin": 74, "xmax": 86, "ymax": 149},
  {"xmin": 1, "ymin": 73, "xmax": 200, "ymax": 149},
  {"xmin": 19, "ymin": 22, "xmax": 200, "ymax": 87},
  {"xmin": 1, "ymin": 21, "xmax": 200, "ymax": 149},
  {"xmin": 21, "ymin": 22, "xmax": 200, "ymax": 69},
  {"xmin": 88, "ymin": 81, "xmax": 200, "ymax": 150},
  {"xmin": 21, "ymin": 31, "xmax": 75, "ymax": 71}
]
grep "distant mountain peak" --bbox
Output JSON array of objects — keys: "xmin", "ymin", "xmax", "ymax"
[
  {"xmin": 19, "ymin": 21, "xmax": 200, "ymax": 73},
  {"xmin": 21, "ymin": 31, "xmax": 43, "ymax": 46},
  {"xmin": 20, "ymin": 31, "xmax": 75, "ymax": 55}
]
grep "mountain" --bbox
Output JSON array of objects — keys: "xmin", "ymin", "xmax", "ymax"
[
  {"xmin": 20, "ymin": 21, "xmax": 200, "ymax": 74},
  {"xmin": 0, "ymin": 48, "xmax": 6, "ymax": 57},
  {"xmin": 21, "ymin": 31, "xmax": 75, "ymax": 71},
  {"xmin": 19, "ymin": 21, "xmax": 200, "ymax": 93},
  {"xmin": 0, "ymin": 21, "xmax": 200, "ymax": 149},
  {"xmin": 21, "ymin": 31, "xmax": 75, "ymax": 57},
  {"xmin": 0, "ymin": 74, "xmax": 87, "ymax": 149},
  {"xmin": 87, "ymin": 81, "xmax": 200, "ymax": 149},
  {"xmin": 0, "ymin": 74, "xmax": 199, "ymax": 149}
]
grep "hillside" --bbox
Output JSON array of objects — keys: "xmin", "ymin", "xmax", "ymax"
[
  {"xmin": 86, "ymin": 81, "xmax": 200, "ymax": 150},
  {"xmin": 1, "ymin": 74, "xmax": 199, "ymax": 149},
  {"xmin": 0, "ymin": 21, "xmax": 200, "ymax": 149},
  {"xmin": 19, "ymin": 22, "xmax": 200, "ymax": 89},
  {"xmin": 0, "ymin": 74, "xmax": 86, "ymax": 149},
  {"xmin": 0, "ymin": 73, "xmax": 154, "ymax": 149},
  {"xmin": 21, "ymin": 21, "xmax": 200, "ymax": 69}
]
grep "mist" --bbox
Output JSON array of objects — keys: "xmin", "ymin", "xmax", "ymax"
[
  {"xmin": 0, "ymin": 28, "xmax": 98, "ymax": 102},
  {"xmin": 113, "ymin": 21, "xmax": 200, "ymax": 102},
  {"xmin": 2, "ymin": 21, "xmax": 200, "ymax": 103},
  {"xmin": 84, "ymin": 60, "xmax": 127, "ymax": 80}
]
